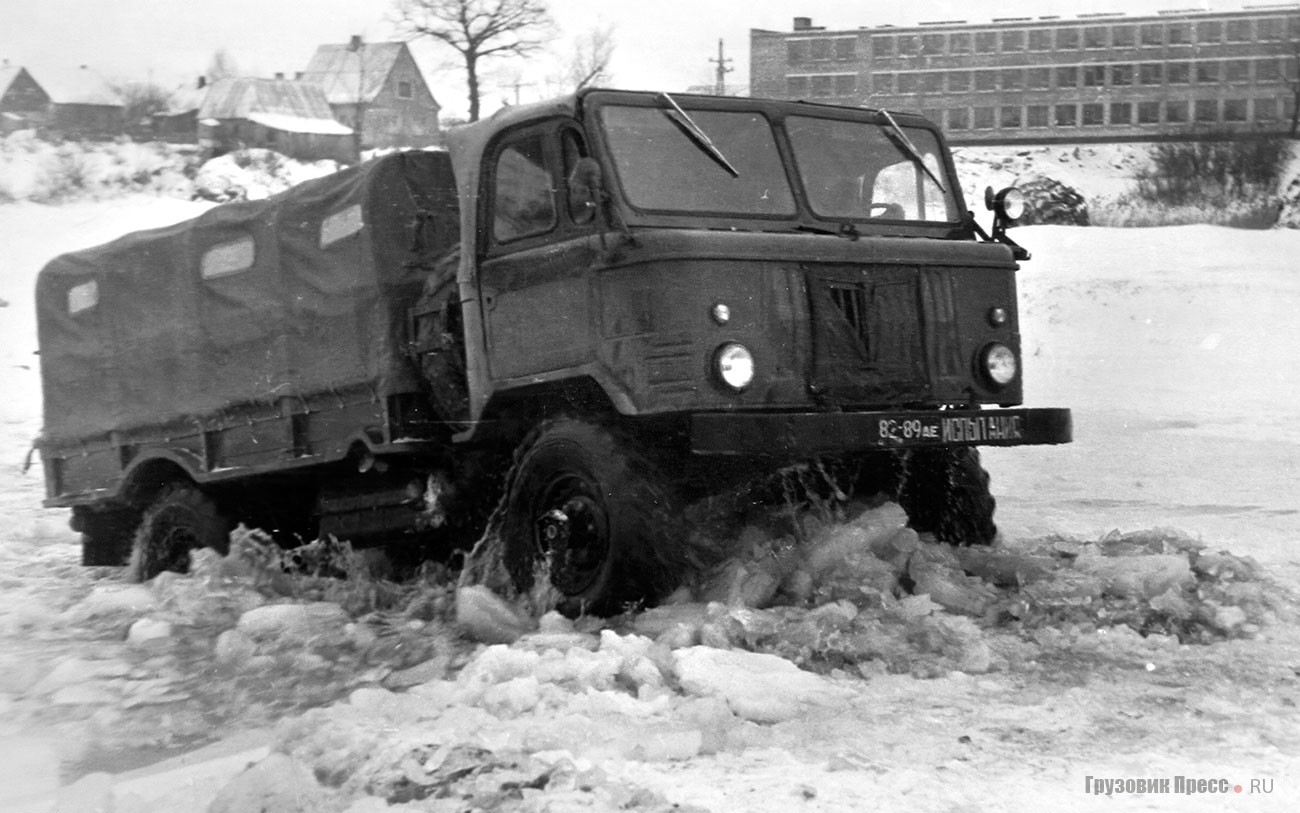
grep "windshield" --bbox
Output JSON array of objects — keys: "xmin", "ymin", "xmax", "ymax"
[
  {"xmin": 598, "ymin": 105, "xmax": 796, "ymax": 216},
  {"xmin": 786, "ymin": 115, "xmax": 958, "ymax": 223}
]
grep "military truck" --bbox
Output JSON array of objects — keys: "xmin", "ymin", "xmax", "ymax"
[{"xmin": 36, "ymin": 89, "xmax": 1071, "ymax": 615}]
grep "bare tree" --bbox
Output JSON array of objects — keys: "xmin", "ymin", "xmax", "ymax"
[
  {"xmin": 114, "ymin": 78, "xmax": 173, "ymax": 130},
  {"xmin": 566, "ymin": 25, "xmax": 615, "ymax": 92},
  {"xmin": 394, "ymin": 0, "xmax": 555, "ymax": 122},
  {"xmin": 206, "ymin": 49, "xmax": 240, "ymax": 83}
]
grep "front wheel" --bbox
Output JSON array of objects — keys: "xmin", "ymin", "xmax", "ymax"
[
  {"xmin": 500, "ymin": 420, "xmax": 687, "ymax": 617},
  {"xmin": 128, "ymin": 484, "xmax": 232, "ymax": 581},
  {"xmin": 897, "ymin": 447, "xmax": 997, "ymax": 546}
]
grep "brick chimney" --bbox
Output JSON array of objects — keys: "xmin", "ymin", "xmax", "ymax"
[{"xmin": 793, "ymin": 17, "xmax": 813, "ymax": 31}]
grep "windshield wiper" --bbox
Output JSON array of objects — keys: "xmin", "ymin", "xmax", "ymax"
[
  {"xmin": 878, "ymin": 109, "xmax": 946, "ymax": 194},
  {"xmin": 657, "ymin": 92, "xmax": 739, "ymax": 178}
]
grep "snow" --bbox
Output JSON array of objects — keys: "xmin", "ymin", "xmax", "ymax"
[{"xmin": 0, "ymin": 146, "xmax": 1299, "ymax": 812}]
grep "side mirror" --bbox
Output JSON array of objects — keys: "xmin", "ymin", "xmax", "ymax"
[{"xmin": 567, "ymin": 157, "xmax": 605, "ymax": 225}]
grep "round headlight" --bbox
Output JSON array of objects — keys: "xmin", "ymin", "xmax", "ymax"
[
  {"xmin": 996, "ymin": 188, "xmax": 1027, "ymax": 223},
  {"xmin": 981, "ymin": 343, "xmax": 1018, "ymax": 387},
  {"xmin": 715, "ymin": 343, "xmax": 754, "ymax": 391}
]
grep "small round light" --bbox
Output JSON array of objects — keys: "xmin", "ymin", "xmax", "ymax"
[
  {"xmin": 987, "ymin": 306, "xmax": 1009, "ymax": 327},
  {"xmin": 715, "ymin": 343, "xmax": 754, "ymax": 390},
  {"xmin": 711, "ymin": 303, "xmax": 731, "ymax": 325},
  {"xmin": 982, "ymin": 343, "xmax": 1018, "ymax": 387},
  {"xmin": 997, "ymin": 188, "xmax": 1027, "ymax": 222}
]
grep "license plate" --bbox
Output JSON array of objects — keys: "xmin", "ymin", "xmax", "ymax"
[{"xmin": 877, "ymin": 412, "xmax": 1026, "ymax": 445}]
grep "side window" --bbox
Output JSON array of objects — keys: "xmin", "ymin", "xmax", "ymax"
[
  {"xmin": 492, "ymin": 135, "xmax": 556, "ymax": 243},
  {"xmin": 201, "ymin": 236, "xmax": 255, "ymax": 279},
  {"xmin": 321, "ymin": 204, "xmax": 364, "ymax": 248},
  {"xmin": 68, "ymin": 280, "xmax": 98, "ymax": 315}
]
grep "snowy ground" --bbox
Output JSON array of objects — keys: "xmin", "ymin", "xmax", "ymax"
[{"xmin": 0, "ymin": 188, "xmax": 1298, "ymax": 812}]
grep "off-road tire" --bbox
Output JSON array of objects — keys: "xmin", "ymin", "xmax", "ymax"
[
  {"xmin": 77, "ymin": 508, "xmax": 142, "ymax": 566},
  {"xmin": 127, "ymin": 484, "xmax": 233, "ymax": 581},
  {"xmin": 897, "ymin": 447, "xmax": 997, "ymax": 546},
  {"xmin": 499, "ymin": 419, "xmax": 689, "ymax": 617}
]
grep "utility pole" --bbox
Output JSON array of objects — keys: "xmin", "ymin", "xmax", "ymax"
[
  {"xmin": 710, "ymin": 39, "xmax": 733, "ymax": 96},
  {"xmin": 348, "ymin": 34, "xmax": 365, "ymax": 161}
]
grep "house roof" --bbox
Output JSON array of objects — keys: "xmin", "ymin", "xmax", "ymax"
[
  {"xmin": 300, "ymin": 41, "xmax": 415, "ymax": 105},
  {"xmin": 35, "ymin": 65, "xmax": 120, "ymax": 106},
  {"xmin": 198, "ymin": 77, "xmax": 349, "ymax": 134},
  {"xmin": 0, "ymin": 65, "xmax": 25, "ymax": 96}
]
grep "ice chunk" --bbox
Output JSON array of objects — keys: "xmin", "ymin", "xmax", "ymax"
[
  {"xmin": 213, "ymin": 629, "xmax": 257, "ymax": 665},
  {"xmin": 62, "ymin": 584, "xmax": 156, "ymax": 624},
  {"xmin": 1073, "ymin": 554, "xmax": 1193, "ymax": 599},
  {"xmin": 455, "ymin": 585, "xmax": 535, "ymax": 644},
  {"xmin": 236, "ymin": 601, "xmax": 350, "ymax": 643},
  {"xmin": 207, "ymin": 753, "xmax": 334, "ymax": 813},
  {"xmin": 126, "ymin": 617, "xmax": 173, "ymax": 649},
  {"xmin": 672, "ymin": 646, "xmax": 847, "ymax": 723}
]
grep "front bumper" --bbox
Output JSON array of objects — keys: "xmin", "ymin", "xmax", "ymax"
[{"xmin": 691, "ymin": 407, "xmax": 1072, "ymax": 456}]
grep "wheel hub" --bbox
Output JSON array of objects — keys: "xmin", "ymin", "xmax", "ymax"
[{"xmin": 534, "ymin": 492, "xmax": 607, "ymax": 595}]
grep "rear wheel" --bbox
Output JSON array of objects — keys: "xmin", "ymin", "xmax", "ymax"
[
  {"xmin": 897, "ymin": 447, "xmax": 997, "ymax": 545},
  {"xmin": 500, "ymin": 419, "xmax": 687, "ymax": 617},
  {"xmin": 128, "ymin": 484, "xmax": 233, "ymax": 581}
]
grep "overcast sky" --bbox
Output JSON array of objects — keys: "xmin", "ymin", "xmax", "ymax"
[{"xmin": 1, "ymin": 0, "xmax": 1242, "ymax": 119}]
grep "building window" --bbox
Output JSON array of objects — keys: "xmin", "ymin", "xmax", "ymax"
[
  {"xmin": 1027, "ymin": 68, "xmax": 1051, "ymax": 90},
  {"xmin": 1082, "ymin": 103, "xmax": 1105, "ymax": 126},
  {"xmin": 1111, "ymin": 65, "xmax": 1134, "ymax": 86},
  {"xmin": 1112, "ymin": 26, "xmax": 1135, "ymax": 47},
  {"xmin": 1226, "ymin": 19, "xmax": 1252, "ymax": 43},
  {"xmin": 921, "ymin": 34, "xmax": 946, "ymax": 55},
  {"xmin": 787, "ymin": 76, "xmax": 809, "ymax": 96},
  {"xmin": 973, "ymin": 106, "xmax": 996, "ymax": 129},
  {"xmin": 834, "ymin": 74, "xmax": 857, "ymax": 96},
  {"xmin": 921, "ymin": 108, "xmax": 944, "ymax": 125},
  {"xmin": 1056, "ymin": 66, "xmax": 1078, "ymax": 88},
  {"xmin": 1225, "ymin": 60, "xmax": 1250, "ymax": 83},
  {"xmin": 1139, "ymin": 63, "xmax": 1163, "ymax": 85},
  {"xmin": 947, "ymin": 71, "xmax": 972, "ymax": 92},
  {"xmin": 898, "ymin": 74, "xmax": 919, "ymax": 94},
  {"xmin": 1197, "ymin": 20, "xmax": 1222, "ymax": 44},
  {"xmin": 1001, "ymin": 30, "xmax": 1025, "ymax": 52},
  {"xmin": 1055, "ymin": 104, "xmax": 1078, "ymax": 127},
  {"xmin": 1167, "ymin": 63, "xmax": 1190, "ymax": 84},
  {"xmin": 1000, "ymin": 107, "xmax": 1022, "ymax": 128},
  {"xmin": 1258, "ymin": 17, "xmax": 1287, "ymax": 41},
  {"xmin": 1029, "ymin": 30, "xmax": 1051, "ymax": 51},
  {"xmin": 1256, "ymin": 59, "xmax": 1281, "ymax": 82},
  {"xmin": 1001, "ymin": 69, "xmax": 1023, "ymax": 91},
  {"xmin": 1196, "ymin": 62, "xmax": 1219, "ymax": 84},
  {"xmin": 397, "ymin": 80, "xmax": 413, "ymax": 99},
  {"xmin": 788, "ymin": 40, "xmax": 809, "ymax": 63},
  {"xmin": 1110, "ymin": 102, "xmax": 1132, "ymax": 125},
  {"xmin": 975, "ymin": 31, "xmax": 997, "ymax": 53},
  {"xmin": 1166, "ymin": 100, "xmax": 1189, "ymax": 123},
  {"xmin": 1140, "ymin": 24, "xmax": 1163, "ymax": 46},
  {"xmin": 1254, "ymin": 98, "xmax": 1277, "ymax": 121},
  {"xmin": 1057, "ymin": 28, "xmax": 1079, "ymax": 49},
  {"xmin": 897, "ymin": 35, "xmax": 918, "ymax": 56},
  {"xmin": 950, "ymin": 32, "xmax": 972, "ymax": 54},
  {"xmin": 1223, "ymin": 99, "xmax": 1247, "ymax": 122},
  {"xmin": 975, "ymin": 70, "xmax": 998, "ymax": 92},
  {"xmin": 1083, "ymin": 65, "xmax": 1106, "ymax": 87},
  {"xmin": 1027, "ymin": 105, "xmax": 1049, "ymax": 128},
  {"xmin": 811, "ymin": 75, "xmax": 833, "ymax": 96},
  {"xmin": 835, "ymin": 38, "xmax": 856, "ymax": 59},
  {"xmin": 919, "ymin": 73, "xmax": 942, "ymax": 93},
  {"xmin": 874, "ymin": 74, "xmax": 896, "ymax": 94},
  {"xmin": 1138, "ymin": 101, "xmax": 1161, "ymax": 123},
  {"xmin": 811, "ymin": 39, "xmax": 832, "ymax": 60},
  {"xmin": 1195, "ymin": 99, "xmax": 1219, "ymax": 123},
  {"xmin": 872, "ymin": 36, "xmax": 894, "ymax": 57},
  {"xmin": 1084, "ymin": 27, "xmax": 1108, "ymax": 49},
  {"xmin": 1168, "ymin": 23, "xmax": 1191, "ymax": 45},
  {"xmin": 948, "ymin": 107, "xmax": 970, "ymax": 130}
]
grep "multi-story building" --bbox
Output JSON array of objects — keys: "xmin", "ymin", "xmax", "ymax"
[{"xmin": 751, "ymin": 7, "xmax": 1299, "ymax": 143}]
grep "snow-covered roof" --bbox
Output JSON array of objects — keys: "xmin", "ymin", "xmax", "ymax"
[
  {"xmin": 0, "ymin": 65, "xmax": 23, "ymax": 96},
  {"xmin": 300, "ymin": 41, "xmax": 412, "ymax": 105},
  {"xmin": 247, "ymin": 111, "xmax": 352, "ymax": 135},
  {"xmin": 35, "ymin": 65, "xmax": 120, "ymax": 106},
  {"xmin": 198, "ymin": 77, "xmax": 341, "ymax": 129}
]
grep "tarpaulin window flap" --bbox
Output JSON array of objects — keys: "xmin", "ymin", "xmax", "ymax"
[
  {"xmin": 67, "ymin": 280, "xmax": 98, "ymax": 314},
  {"xmin": 37, "ymin": 150, "xmax": 461, "ymax": 443}
]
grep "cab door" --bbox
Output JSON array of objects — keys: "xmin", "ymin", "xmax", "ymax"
[{"xmin": 478, "ymin": 122, "xmax": 600, "ymax": 381}]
